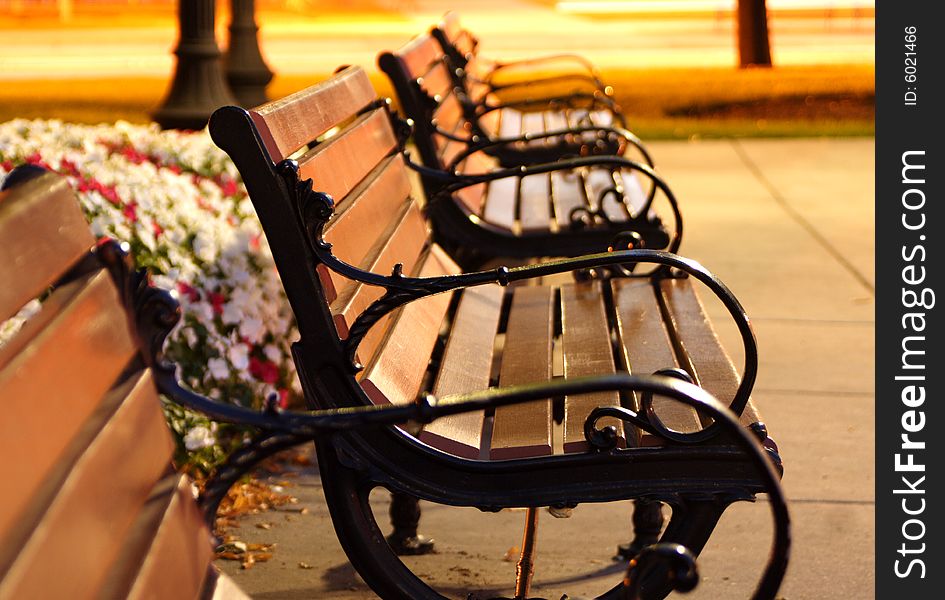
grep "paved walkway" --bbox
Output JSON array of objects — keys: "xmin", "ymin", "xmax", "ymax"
[{"xmin": 215, "ymin": 137, "xmax": 875, "ymax": 599}]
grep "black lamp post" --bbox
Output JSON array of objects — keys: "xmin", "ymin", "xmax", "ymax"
[
  {"xmin": 153, "ymin": 0, "xmax": 237, "ymax": 130},
  {"xmin": 225, "ymin": 0, "xmax": 275, "ymax": 108}
]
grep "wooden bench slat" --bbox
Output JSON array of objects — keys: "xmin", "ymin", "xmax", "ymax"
[
  {"xmin": 118, "ymin": 475, "xmax": 214, "ymax": 600},
  {"xmin": 398, "ymin": 35, "xmax": 441, "ymax": 82},
  {"xmin": 612, "ymin": 279, "xmax": 701, "ymax": 446},
  {"xmin": 482, "ymin": 176, "xmax": 519, "ymax": 231},
  {"xmin": 518, "ymin": 173, "xmax": 552, "ymax": 232},
  {"xmin": 497, "ymin": 108, "xmax": 522, "ymax": 139},
  {"xmin": 0, "ymin": 269, "xmax": 138, "ymax": 542},
  {"xmin": 319, "ymin": 155, "xmax": 413, "ymax": 303},
  {"xmin": 0, "ymin": 369, "xmax": 175, "ymax": 599},
  {"xmin": 433, "ymin": 93, "xmax": 465, "ymax": 135},
  {"xmin": 423, "ymin": 284, "xmax": 505, "ymax": 458},
  {"xmin": 297, "ymin": 108, "xmax": 397, "ymax": 204},
  {"xmin": 331, "ymin": 200, "xmax": 428, "ymax": 364},
  {"xmin": 0, "ymin": 172, "xmax": 94, "ymax": 323},
  {"xmin": 566, "ymin": 108, "xmax": 613, "ymax": 129},
  {"xmin": 658, "ymin": 279, "xmax": 763, "ymax": 429},
  {"xmin": 521, "ymin": 112, "xmax": 546, "ymax": 140},
  {"xmin": 249, "ymin": 65, "xmax": 376, "ymax": 162},
  {"xmin": 419, "ymin": 61, "xmax": 454, "ymax": 103},
  {"xmin": 560, "ymin": 282, "xmax": 624, "ymax": 453},
  {"xmin": 619, "ymin": 171, "xmax": 649, "ymax": 217},
  {"xmin": 543, "ymin": 110, "xmax": 570, "ymax": 147},
  {"xmin": 454, "ymin": 151, "xmax": 497, "ymax": 216},
  {"xmin": 490, "ymin": 286, "xmax": 554, "ymax": 459},
  {"xmin": 550, "ymin": 169, "xmax": 587, "ymax": 228},
  {"xmin": 544, "ymin": 110, "xmax": 569, "ymax": 133},
  {"xmin": 584, "ymin": 168, "xmax": 628, "ymax": 224},
  {"xmin": 360, "ymin": 245, "xmax": 459, "ymax": 406}
]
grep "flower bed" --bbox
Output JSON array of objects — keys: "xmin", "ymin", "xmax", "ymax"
[{"xmin": 0, "ymin": 119, "xmax": 299, "ymax": 473}]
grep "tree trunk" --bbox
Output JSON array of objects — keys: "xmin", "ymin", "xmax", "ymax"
[{"xmin": 737, "ymin": 0, "xmax": 772, "ymax": 67}]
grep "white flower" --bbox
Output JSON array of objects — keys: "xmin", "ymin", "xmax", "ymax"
[
  {"xmin": 183, "ymin": 425, "xmax": 216, "ymax": 451},
  {"xmin": 221, "ymin": 301, "xmax": 243, "ymax": 325},
  {"xmin": 239, "ymin": 317, "xmax": 265, "ymax": 345},
  {"xmin": 227, "ymin": 343, "xmax": 250, "ymax": 371},
  {"xmin": 207, "ymin": 357, "xmax": 229, "ymax": 380},
  {"xmin": 263, "ymin": 344, "xmax": 281, "ymax": 363}
]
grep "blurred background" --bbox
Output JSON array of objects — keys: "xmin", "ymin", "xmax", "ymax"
[{"xmin": 0, "ymin": 0, "xmax": 874, "ymax": 138}]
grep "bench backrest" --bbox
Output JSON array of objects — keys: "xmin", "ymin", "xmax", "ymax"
[
  {"xmin": 0, "ymin": 171, "xmax": 221, "ymax": 599},
  {"xmin": 378, "ymin": 35, "xmax": 500, "ymax": 211},
  {"xmin": 210, "ymin": 66, "xmax": 462, "ymax": 409},
  {"xmin": 433, "ymin": 11, "xmax": 496, "ymax": 100}
]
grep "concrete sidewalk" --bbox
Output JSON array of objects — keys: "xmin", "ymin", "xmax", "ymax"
[{"xmin": 216, "ymin": 137, "xmax": 875, "ymax": 599}]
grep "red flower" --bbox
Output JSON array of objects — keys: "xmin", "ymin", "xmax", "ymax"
[
  {"xmin": 176, "ymin": 282, "xmax": 200, "ymax": 302},
  {"xmin": 122, "ymin": 201, "xmax": 138, "ymax": 222},
  {"xmin": 58, "ymin": 159, "xmax": 80, "ymax": 177},
  {"xmin": 152, "ymin": 221, "xmax": 164, "ymax": 239},
  {"xmin": 208, "ymin": 291, "xmax": 226, "ymax": 315},
  {"xmin": 249, "ymin": 356, "xmax": 280, "ymax": 384},
  {"xmin": 218, "ymin": 177, "xmax": 239, "ymax": 197}
]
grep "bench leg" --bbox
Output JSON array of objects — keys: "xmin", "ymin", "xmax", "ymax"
[
  {"xmin": 387, "ymin": 492, "xmax": 436, "ymax": 555},
  {"xmin": 615, "ymin": 499, "xmax": 664, "ymax": 561},
  {"xmin": 631, "ymin": 497, "xmax": 731, "ymax": 600},
  {"xmin": 315, "ymin": 442, "xmax": 445, "ymax": 600}
]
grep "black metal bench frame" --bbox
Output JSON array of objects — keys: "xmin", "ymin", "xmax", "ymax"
[
  {"xmin": 376, "ymin": 54, "xmax": 673, "ymax": 262},
  {"xmin": 207, "ymin": 107, "xmax": 790, "ymax": 599}
]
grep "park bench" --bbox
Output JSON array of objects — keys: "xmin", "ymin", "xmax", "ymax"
[
  {"xmin": 430, "ymin": 12, "xmax": 642, "ymax": 169},
  {"xmin": 0, "ymin": 168, "xmax": 563, "ymax": 599},
  {"xmin": 378, "ymin": 37, "xmax": 675, "ymax": 264},
  {"xmin": 209, "ymin": 66, "xmax": 788, "ymax": 599},
  {"xmin": 382, "ymin": 25, "xmax": 650, "ymax": 171}
]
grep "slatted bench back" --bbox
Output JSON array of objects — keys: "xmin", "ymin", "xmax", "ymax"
[
  {"xmin": 379, "ymin": 35, "xmax": 497, "ymax": 170},
  {"xmin": 215, "ymin": 67, "xmax": 463, "ymax": 404},
  {"xmin": 0, "ymin": 172, "xmax": 228, "ymax": 599},
  {"xmin": 435, "ymin": 12, "xmax": 497, "ymax": 104}
]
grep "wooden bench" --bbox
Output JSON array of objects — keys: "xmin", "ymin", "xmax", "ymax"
[
  {"xmin": 432, "ymin": 10, "xmax": 643, "ymax": 169},
  {"xmin": 430, "ymin": 10, "xmax": 639, "ymax": 165},
  {"xmin": 381, "ymin": 23, "xmax": 654, "ymax": 173},
  {"xmin": 378, "ymin": 37, "xmax": 677, "ymax": 264},
  {"xmin": 0, "ymin": 168, "xmax": 526, "ymax": 599},
  {"xmin": 434, "ymin": 11, "xmax": 611, "ymax": 96},
  {"xmin": 210, "ymin": 66, "xmax": 789, "ymax": 600},
  {"xmin": 0, "ymin": 170, "xmax": 249, "ymax": 600}
]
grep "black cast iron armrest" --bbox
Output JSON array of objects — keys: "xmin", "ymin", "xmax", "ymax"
[{"xmin": 419, "ymin": 154, "xmax": 680, "ymax": 252}]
